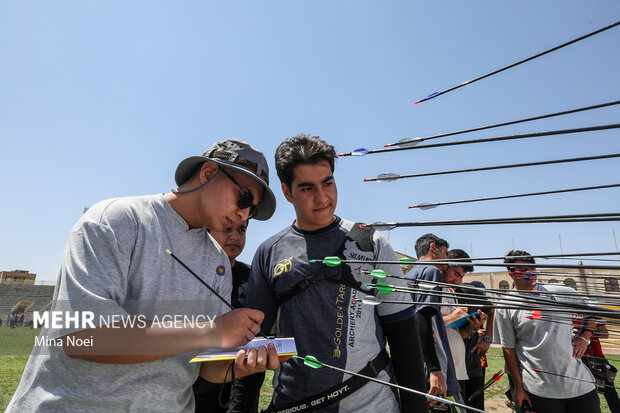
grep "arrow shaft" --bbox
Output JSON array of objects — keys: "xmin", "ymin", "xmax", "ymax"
[
  {"xmin": 410, "ymin": 183, "xmax": 620, "ymax": 209},
  {"xmin": 372, "ymin": 284, "xmax": 617, "ymax": 316},
  {"xmin": 466, "ymin": 371, "xmax": 504, "ymax": 403},
  {"xmin": 340, "ymin": 258, "xmax": 620, "ymax": 271},
  {"xmin": 295, "ymin": 355, "xmax": 487, "ymax": 413},
  {"xmin": 167, "ymin": 250, "xmax": 268, "ymax": 339},
  {"xmin": 387, "ymin": 123, "xmax": 620, "ymax": 152},
  {"xmin": 533, "ymin": 369, "xmax": 620, "ymax": 390},
  {"xmin": 408, "ymin": 277, "xmax": 619, "ymax": 302},
  {"xmin": 414, "ymin": 21, "xmax": 620, "ymax": 104},
  {"xmin": 388, "ymin": 100, "xmax": 620, "ymax": 147},
  {"xmin": 393, "ymin": 216, "xmax": 620, "ymax": 227},
  {"xmin": 373, "ymin": 299, "xmax": 618, "ymax": 317},
  {"xmin": 381, "ymin": 153, "xmax": 620, "ymax": 180}
]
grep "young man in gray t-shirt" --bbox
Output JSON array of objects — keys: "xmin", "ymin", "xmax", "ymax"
[{"xmin": 7, "ymin": 139, "xmax": 283, "ymax": 412}]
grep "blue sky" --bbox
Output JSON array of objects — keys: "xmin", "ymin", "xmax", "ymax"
[{"xmin": 1, "ymin": 1, "xmax": 620, "ymax": 282}]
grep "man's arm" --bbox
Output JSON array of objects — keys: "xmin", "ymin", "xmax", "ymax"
[
  {"xmin": 63, "ymin": 308, "xmax": 264, "ymax": 363},
  {"xmin": 381, "ymin": 308, "xmax": 429, "ymax": 413},
  {"xmin": 502, "ymin": 347, "xmax": 532, "ymax": 409},
  {"xmin": 572, "ymin": 316, "xmax": 598, "ymax": 358},
  {"xmin": 416, "ymin": 306, "xmax": 446, "ymax": 408},
  {"xmin": 442, "ymin": 306, "xmax": 469, "ymax": 325},
  {"xmin": 473, "ymin": 309, "xmax": 494, "ymax": 355}
]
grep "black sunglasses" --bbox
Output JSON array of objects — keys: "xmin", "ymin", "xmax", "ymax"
[{"xmin": 221, "ymin": 169, "xmax": 258, "ymax": 219}]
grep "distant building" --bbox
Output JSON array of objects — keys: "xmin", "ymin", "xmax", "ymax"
[{"xmin": 0, "ymin": 270, "xmax": 36, "ymax": 285}]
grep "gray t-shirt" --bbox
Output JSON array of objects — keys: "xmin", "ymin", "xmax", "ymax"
[
  {"xmin": 7, "ymin": 194, "xmax": 231, "ymax": 412},
  {"xmin": 494, "ymin": 284, "xmax": 596, "ymax": 399},
  {"xmin": 245, "ymin": 217, "xmax": 412, "ymax": 412}
]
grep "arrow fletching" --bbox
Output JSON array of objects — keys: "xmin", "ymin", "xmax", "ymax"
[
  {"xmin": 351, "ymin": 148, "xmax": 369, "ymax": 156},
  {"xmin": 370, "ymin": 269, "xmax": 387, "ymax": 279},
  {"xmin": 301, "ymin": 355, "xmax": 322, "ymax": 369},
  {"xmin": 322, "ymin": 256, "xmax": 342, "ymax": 267},
  {"xmin": 395, "ymin": 137, "xmax": 423, "ymax": 148},
  {"xmin": 414, "ymin": 91, "xmax": 440, "ymax": 104},
  {"xmin": 374, "ymin": 172, "xmax": 401, "ymax": 182},
  {"xmin": 376, "ymin": 282, "xmax": 396, "ymax": 295},
  {"xmin": 369, "ymin": 222, "xmax": 398, "ymax": 231},
  {"xmin": 360, "ymin": 295, "xmax": 382, "ymax": 306},
  {"xmin": 416, "ymin": 202, "xmax": 438, "ymax": 210},
  {"xmin": 493, "ymin": 370, "xmax": 505, "ymax": 381}
]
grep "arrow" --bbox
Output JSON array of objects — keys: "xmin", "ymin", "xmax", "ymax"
[
  {"xmin": 466, "ymin": 370, "xmax": 505, "ymax": 403},
  {"xmin": 409, "ymin": 183, "xmax": 620, "ymax": 210},
  {"xmin": 292, "ymin": 354, "xmax": 489, "ymax": 413},
  {"xmin": 532, "ymin": 368, "xmax": 620, "ymax": 390},
  {"xmin": 369, "ymin": 269, "xmax": 387, "ymax": 279},
  {"xmin": 364, "ymin": 282, "xmax": 396, "ymax": 295},
  {"xmin": 309, "ymin": 256, "xmax": 342, "ymax": 267},
  {"xmin": 364, "ymin": 124, "xmax": 620, "ymax": 156},
  {"xmin": 350, "ymin": 148, "xmax": 370, "ymax": 157},
  {"xmin": 364, "ymin": 153, "xmax": 620, "ymax": 182},
  {"xmin": 312, "ymin": 253, "xmax": 620, "ymax": 270},
  {"xmin": 338, "ymin": 100, "xmax": 620, "ymax": 157},
  {"xmin": 354, "ymin": 296, "xmax": 620, "ymax": 318},
  {"xmin": 165, "ymin": 249, "xmax": 269, "ymax": 339},
  {"xmin": 361, "ymin": 213, "xmax": 620, "ymax": 229},
  {"xmin": 413, "ymin": 21, "xmax": 620, "ymax": 104},
  {"xmin": 352, "ymin": 296, "xmax": 382, "ymax": 306},
  {"xmin": 363, "ymin": 282, "xmax": 618, "ymax": 316}
]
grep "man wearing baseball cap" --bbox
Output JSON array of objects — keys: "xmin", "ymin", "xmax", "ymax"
[{"xmin": 7, "ymin": 139, "xmax": 280, "ymax": 412}]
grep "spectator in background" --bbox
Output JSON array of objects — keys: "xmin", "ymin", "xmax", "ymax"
[
  {"xmin": 495, "ymin": 250, "xmax": 601, "ymax": 413},
  {"xmin": 441, "ymin": 249, "xmax": 491, "ymax": 410},
  {"xmin": 406, "ymin": 233, "xmax": 462, "ymax": 410},
  {"xmin": 456, "ymin": 278, "xmax": 495, "ymax": 411}
]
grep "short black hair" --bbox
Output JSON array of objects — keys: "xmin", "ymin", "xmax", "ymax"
[
  {"xmin": 415, "ymin": 233, "xmax": 449, "ymax": 258},
  {"xmin": 448, "ymin": 249, "xmax": 474, "ymax": 273},
  {"xmin": 275, "ymin": 134, "xmax": 337, "ymax": 189},
  {"xmin": 504, "ymin": 250, "xmax": 535, "ymax": 272}
]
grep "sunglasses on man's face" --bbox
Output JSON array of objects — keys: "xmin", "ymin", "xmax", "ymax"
[{"xmin": 221, "ymin": 169, "xmax": 258, "ymax": 219}]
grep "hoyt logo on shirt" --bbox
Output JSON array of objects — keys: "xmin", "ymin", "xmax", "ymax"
[{"xmin": 273, "ymin": 257, "xmax": 293, "ymax": 278}]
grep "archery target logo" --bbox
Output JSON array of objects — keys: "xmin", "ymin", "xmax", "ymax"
[{"xmin": 216, "ymin": 265, "xmax": 226, "ymax": 277}]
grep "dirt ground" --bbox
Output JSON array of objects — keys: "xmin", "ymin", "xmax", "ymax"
[{"xmin": 484, "ymin": 394, "xmax": 512, "ymax": 412}]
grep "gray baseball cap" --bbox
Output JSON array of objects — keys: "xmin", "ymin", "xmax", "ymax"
[{"xmin": 174, "ymin": 139, "xmax": 276, "ymax": 221}]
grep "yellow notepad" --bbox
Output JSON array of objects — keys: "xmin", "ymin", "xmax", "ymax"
[{"xmin": 190, "ymin": 337, "xmax": 297, "ymax": 363}]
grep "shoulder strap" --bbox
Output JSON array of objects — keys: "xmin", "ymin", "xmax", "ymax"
[
  {"xmin": 275, "ymin": 223, "xmax": 376, "ymax": 306},
  {"xmin": 261, "ymin": 349, "xmax": 390, "ymax": 413}
]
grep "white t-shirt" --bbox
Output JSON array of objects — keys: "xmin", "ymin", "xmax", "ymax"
[{"xmin": 441, "ymin": 288, "xmax": 469, "ymax": 380}]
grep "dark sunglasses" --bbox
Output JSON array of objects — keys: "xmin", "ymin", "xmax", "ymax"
[{"xmin": 221, "ymin": 169, "xmax": 258, "ymax": 219}]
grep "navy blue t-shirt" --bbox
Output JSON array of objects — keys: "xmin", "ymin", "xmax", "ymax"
[
  {"xmin": 245, "ymin": 217, "xmax": 414, "ymax": 412},
  {"xmin": 406, "ymin": 264, "xmax": 461, "ymax": 394}
]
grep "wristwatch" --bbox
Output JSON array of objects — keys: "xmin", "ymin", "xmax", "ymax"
[{"xmin": 482, "ymin": 335, "xmax": 493, "ymax": 343}]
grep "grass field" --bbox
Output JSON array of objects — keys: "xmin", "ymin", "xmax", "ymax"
[{"xmin": 1, "ymin": 327, "xmax": 618, "ymax": 412}]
